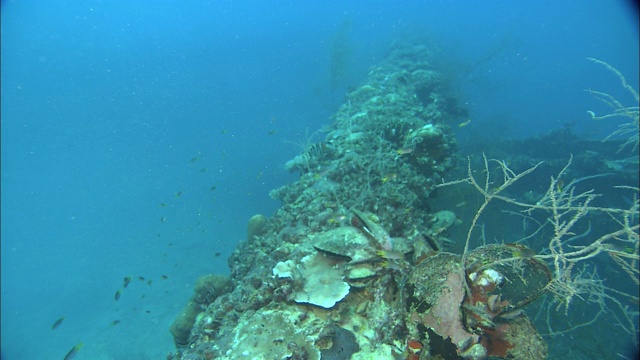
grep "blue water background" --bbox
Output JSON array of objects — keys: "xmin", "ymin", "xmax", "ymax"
[{"xmin": 1, "ymin": 1, "xmax": 638, "ymax": 359}]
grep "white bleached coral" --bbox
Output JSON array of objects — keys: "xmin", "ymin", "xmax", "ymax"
[
  {"xmin": 294, "ymin": 253, "xmax": 350, "ymax": 308},
  {"xmin": 273, "ymin": 252, "xmax": 350, "ymax": 309},
  {"xmin": 272, "ymin": 259, "xmax": 297, "ymax": 279}
]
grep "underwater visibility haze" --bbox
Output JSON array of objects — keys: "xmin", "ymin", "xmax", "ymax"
[{"xmin": 1, "ymin": 1, "xmax": 638, "ymax": 359}]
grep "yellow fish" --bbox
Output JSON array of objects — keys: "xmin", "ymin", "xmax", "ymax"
[
  {"xmin": 327, "ymin": 215, "xmax": 346, "ymax": 225},
  {"xmin": 63, "ymin": 343, "xmax": 84, "ymax": 360},
  {"xmin": 381, "ymin": 173, "xmax": 397, "ymax": 183},
  {"xmin": 458, "ymin": 119, "xmax": 472, "ymax": 128},
  {"xmin": 396, "ymin": 146, "xmax": 414, "ymax": 155}
]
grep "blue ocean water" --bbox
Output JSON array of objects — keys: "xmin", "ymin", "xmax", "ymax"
[{"xmin": 1, "ymin": 1, "xmax": 637, "ymax": 359}]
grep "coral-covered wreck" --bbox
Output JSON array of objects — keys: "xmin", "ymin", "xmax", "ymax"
[{"xmin": 167, "ymin": 42, "xmax": 551, "ymax": 360}]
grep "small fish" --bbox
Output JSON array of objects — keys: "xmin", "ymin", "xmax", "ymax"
[
  {"xmin": 63, "ymin": 343, "xmax": 84, "ymax": 360},
  {"xmin": 381, "ymin": 173, "xmax": 397, "ymax": 183},
  {"xmin": 110, "ymin": 320, "xmax": 121, "ymax": 326},
  {"xmin": 190, "ymin": 157, "xmax": 200, "ymax": 163},
  {"xmin": 52, "ymin": 316, "xmax": 65, "ymax": 330},
  {"xmin": 458, "ymin": 119, "xmax": 472, "ymax": 128},
  {"xmin": 513, "ymin": 248, "xmax": 536, "ymax": 259},
  {"xmin": 159, "ymin": 203, "xmax": 167, "ymax": 207},
  {"xmin": 376, "ymin": 249, "xmax": 404, "ymax": 261},
  {"xmin": 160, "ymin": 275, "xmax": 168, "ymax": 280},
  {"xmin": 210, "ymin": 185, "xmax": 217, "ymax": 191},
  {"xmin": 114, "ymin": 290, "xmax": 121, "ymax": 301},
  {"xmin": 145, "ymin": 310, "xmax": 151, "ymax": 313},
  {"xmin": 313, "ymin": 168, "xmax": 332, "ymax": 179},
  {"xmin": 160, "ymin": 216, "xmax": 166, "ymax": 223},
  {"xmin": 138, "ymin": 276, "xmax": 145, "ymax": 281},
  {"xmin": 507, "ymin": 243, "xmax": 536, "ymax": 259},
  {"xmin": 497, "ymin": 308, "xmax": 523, "ymax": 320},
  {"xmin": 396, "ymin": 146, "xmax": 414, "ymax": 155},
  {"xmin": 214, "ymin": 252, "xmax": 221, "ymax": 257},
  {"xmin": 268, "ymin": 129, "xmax": 278, "ymax": 136},
  {"xmin": 379, "ymin": 259, "xmax": 405, "ymax": 271},
  {"xmin": 199, "ymin": 167, "xmax": 207, "ymax": 173},
  {"xmin": 220, "ymin": 129, "xmax": 228, "ymax": 135},
  {"xmin": 175, "ymin": 191, "xmax": 183, "ymax": 198},
  {"xmin": 123, "ymin": 276, "xmax": 132, "ymax": 288},
  {"xmin": 327, "ymin": 215, "xmax": 347, "ymax": 225},
  {"xmin": 147, "ymin": 280, "xmax": 153, "ymax": 285}
]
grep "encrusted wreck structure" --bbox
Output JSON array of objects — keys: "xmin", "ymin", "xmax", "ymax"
[{"xmin": 167, "ymin": 42, "xmax": 638, "ymax": 360}]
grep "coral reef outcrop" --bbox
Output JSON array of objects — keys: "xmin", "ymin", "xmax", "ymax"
[{"xmin": 167, "ymin": 41, "xmax": 552, "ymax": 360}]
